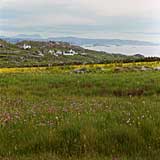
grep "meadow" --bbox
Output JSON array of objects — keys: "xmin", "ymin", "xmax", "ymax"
[{"xmin": 0, "ymin": 62, "xmax": 160, "ymax": 160}]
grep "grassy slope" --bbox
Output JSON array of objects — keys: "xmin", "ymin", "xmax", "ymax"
[
  {"xmin": 0, "ymin": 69, "xmax": 160, "ymax": 159},
  {"xmin": 0, "ymin": 40, "xmax": 142, "ymax": 68}
]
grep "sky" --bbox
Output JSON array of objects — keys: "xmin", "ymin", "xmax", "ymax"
[{"xmin": 0, "ymin": 0, "xmax": 160, "ymax": 42}]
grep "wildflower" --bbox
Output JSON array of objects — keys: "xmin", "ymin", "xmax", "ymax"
[
  {"xmin": 126, "ymin": 118, "xmax": 130, "ymax": 124},
  {"xmin": 141, "ymin": 115, "xmax": 145, "ymax": 119},
  {"xmin": 55, "ymin": 116, "xmax": 59, "ymax": 120},
  {"xmin": 142, "ymin": 101, "xmax": 145, "ymax": 104}
]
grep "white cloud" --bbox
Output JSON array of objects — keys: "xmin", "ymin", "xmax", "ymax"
[
  {"xmin": 0, "ymin": 0, "xmax": 160, "ymax": 37},
  {"xmin": 1, "ymin": 0, "xmax": 159, "ymax": 17},
  {"xmin": 70, "ymin": 0, "xmax": 160, "ymax": 23}
]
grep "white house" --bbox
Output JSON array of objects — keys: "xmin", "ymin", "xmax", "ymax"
[
  {"xmin": 54, "ymin": 49, "xmax": 78, "ymax": 56},
  {"xmin": 23, "ymin": 44, "xmax": 31, "ymax": 50},
  {"xmin": 63, "ymin": 49, "xmax": 78, "ymax": 56}
]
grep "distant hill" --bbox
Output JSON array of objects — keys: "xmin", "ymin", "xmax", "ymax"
[
  {"xmin": 0, "ymin": 35, "xmax": 159, "ymax": 46},
  {"xmin": 0, "ymin": 34, "xmax": 43, "ymax": 44},
  {"xmin": 48, "ymin": 37, "xmax": 159, "ymax": 46},
  {"xmin": 13, "ymin": 34, "xmax": 42, "ymax": 40}
]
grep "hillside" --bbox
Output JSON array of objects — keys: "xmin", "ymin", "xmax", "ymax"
[{"xmin": 0, "ymin": 39, "xmax": 148, "ymax": 68}]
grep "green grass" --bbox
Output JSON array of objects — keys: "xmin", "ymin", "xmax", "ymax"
[{"xmin": 0, "ymin": 70, "xmax": 160, "ymax": 159}]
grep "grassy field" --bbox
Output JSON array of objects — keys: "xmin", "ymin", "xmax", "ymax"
[{"xmin": 0, "ymin": 63, "xmax": 160, "ymax": 160}]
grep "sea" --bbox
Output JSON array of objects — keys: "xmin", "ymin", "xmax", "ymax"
[{"xmin": 82, "ymin": 45, "xmax": 160, "ymax": 57}]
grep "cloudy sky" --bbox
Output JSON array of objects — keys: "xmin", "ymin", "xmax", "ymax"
[{"xmin": 0, "ymin": 0, "xmax": 160, "ymax": 41}]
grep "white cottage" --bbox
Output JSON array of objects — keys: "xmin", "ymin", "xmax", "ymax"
[
  {"xmin": 63, "ymin": 49, "xmax": 78, "ymax": 56},
  {"xmin": 23, "ymin": 44, "xmax": 31, "ymax": 50},
  {"xmin": 54, "ymin": 49, "xmax": 78, "ymax": 56}
]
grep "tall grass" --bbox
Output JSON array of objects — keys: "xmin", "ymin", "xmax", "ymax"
[{"xmin": 0, "ymin": 70, "xmax": 160, "ymax": 159}]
